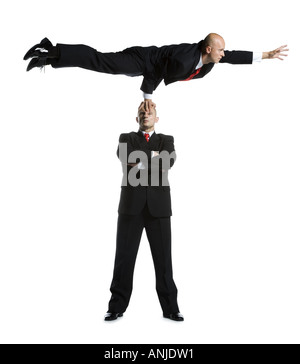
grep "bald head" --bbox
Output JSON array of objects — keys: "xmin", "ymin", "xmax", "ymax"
[
  {"xmin": 202, "ymin": 33, "xmax": 225, "ymax": 64},
  {"xmin": 136, "ymin": 101, "xmax": 159, "ymax": 132},
  {"xmin": 203, "ymin": 33, "xmax": 224, "ymax": 48}
]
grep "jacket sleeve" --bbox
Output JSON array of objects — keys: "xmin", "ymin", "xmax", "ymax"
[
  {"xmin": 151, "ymin": 135, "xmax": 176, "ymax": 170},
  {"xmin": 117, "ymin": 133, "xmax": 152, "ymax": 165},
  {"xmin": 117, "ymin": 134, "xmax": 131, "ymax": 162},
  {"xmin": 140, "ymin": 74, "xmax": 163, "ymax": 94},
  {"xmin": 220, "ymin": 50, "xmax": 253, "ymax": 64}
]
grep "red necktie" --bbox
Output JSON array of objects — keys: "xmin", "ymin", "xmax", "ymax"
[
  {"xmin": 144, "ymin": 133, "xmax": 150, "ymax": 142},
  {"xmin": 182, "ymin": 67, "xmax": 202, "ymax": 81}
]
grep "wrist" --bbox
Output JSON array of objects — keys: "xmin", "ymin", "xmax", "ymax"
[{"xmin": 262, "ymin": 51, "xmax": 270, "ymax": 59}]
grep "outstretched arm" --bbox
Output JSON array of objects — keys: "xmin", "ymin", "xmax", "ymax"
[{"xmin": 262, "ymin": 45, "xmax": 289, "ymax": 60}]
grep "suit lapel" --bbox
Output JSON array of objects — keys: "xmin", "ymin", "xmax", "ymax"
[
  {"xmin": 148, "ymin": 132, "xmax": 158, "ymax": 147},
  {"xmin": 193, "ymin": 63, "xmax": 215, "ymax": 79},
  {"xmin": 137, "ymin": 130, "xmax": 148, "ymax": 150}
]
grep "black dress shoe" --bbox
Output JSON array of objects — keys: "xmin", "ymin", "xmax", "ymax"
[
  {"xmin": 104, "ymin": 312, "xmax": 123, "ymax": 321},
  {"xmin": 163, "ymin": 312, "xmax": 184, "ymax": 321},
  {"xmin": 26, "ymin": 56, "xmax": 52, "ymax": 72},
  {"xmin": 23, "ymin": 37, "xmax": 53, "ymax": 60}
]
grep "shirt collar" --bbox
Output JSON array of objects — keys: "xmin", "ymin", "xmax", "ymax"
[
  {"xmin": 140, "ymin": 130, "xmax": 155, "ymax": 137},
  {"xmin": 196, "ymin": 53, "xmax": 203, "ymax": 69}
]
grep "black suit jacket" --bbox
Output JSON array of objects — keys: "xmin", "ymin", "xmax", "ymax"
[
  {"xmin": 140, "ymin": 40, "xmax": 253, "ymax": 94},
  {"xmin": 117, "ymin": 131, "xmax": 176, "ymax": 217},
  {"xmin": 54, "ymin": 39, "xmax": 253, "ymax": 95}
]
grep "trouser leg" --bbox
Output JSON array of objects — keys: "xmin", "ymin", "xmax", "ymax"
[
  {"xmin": 108, "ymin": 213, "xmax": 144, "ymax": 313},
  {"xmin": 144, "ymin": 211, "xmax": 179, "ymax": 315},
  {"xmin": 51, "ymin": 44, "xmax": 146, "ymax": 76}
]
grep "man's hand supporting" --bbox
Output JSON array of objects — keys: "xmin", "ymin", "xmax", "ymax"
[{"xmin": 144, "ymin": 99, "xmax": 156, "ymax": 112}]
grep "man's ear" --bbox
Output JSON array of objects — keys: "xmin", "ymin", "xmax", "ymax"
[
  {"xmin": 136, "ymin": 117, "xmax": 139, "ymax": 123},
  {"xmin": 155, "ymin": 117, "xmax": 159, "ymax": 124},
  {"xmin": 206, "ymin": 46, "xmax": 211, "ymax": 54}
]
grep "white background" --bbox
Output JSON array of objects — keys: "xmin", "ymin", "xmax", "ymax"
[{"xmin": 0, "ymin": 0, "xmax": 299, "ymax": 344}]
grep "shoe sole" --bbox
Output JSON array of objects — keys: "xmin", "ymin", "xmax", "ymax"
[{"xmin": 104, "ymin": 313, "xmax": 123, "ymax": 321}]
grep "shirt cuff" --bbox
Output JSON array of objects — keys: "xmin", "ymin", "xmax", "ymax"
[
  {"xmin": 253, "ymin": 52, "xmax": 263, "ymax": 63},
  {"xmin": 143, "ymin": 93, "xmax": 153, "ymax": 99}
]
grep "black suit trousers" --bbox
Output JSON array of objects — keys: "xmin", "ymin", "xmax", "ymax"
[
  {"xmin": 52, "ymin": 43, "xmax": 150, "ymax": 77},
  {"xmin": 108, "ymin": 204, "xmax": 179, "ymax": 315}
]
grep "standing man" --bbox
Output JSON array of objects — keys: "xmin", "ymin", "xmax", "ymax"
[
  {"xmin": 105, "ymin": 102, "xmax": 183, "ymax": 321},
  {"xmin": 23, "ymin": 33, "xmax": 288, "ymax": 111}
]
